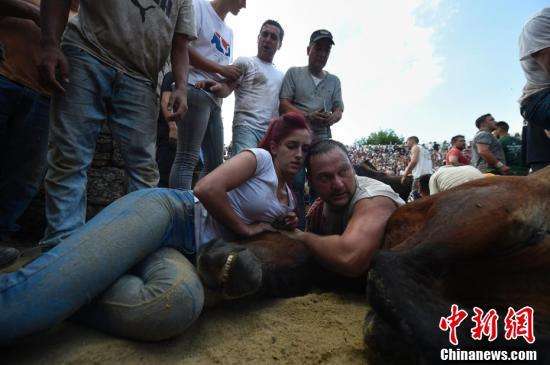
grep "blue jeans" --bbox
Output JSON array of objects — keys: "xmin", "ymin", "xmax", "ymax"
[
  {"xmin": 42, "ymin": 45, "xmax": 160, "ymax": 246},
  {"xmin": 0, "ymin": 188, "xmax": 203, "ymax": 344},
  {"xmin": 169, "ymin": 86, "xmax": 223, "ymax": 190},
  {"xmin": 230, "ymin": 124, "xmax": 265, "ymax": 157},
  {"xmin": 0, "ymin": 75, "xmax": 50, "ymax": 237}
]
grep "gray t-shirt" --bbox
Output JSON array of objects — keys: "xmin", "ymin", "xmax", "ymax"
[
  {"xmin": 471, "ymin": 130, "xmax": 506, "ymax": 172},
  {"xmin": 519, "ymin": 7, "xmax": 550, "ymax": 103},
  {"xmin": 63, "ymin": 0, "xmax": 197, "ymax": 84},
  {"xmin": 280, "ymin": 66, "xmax": 344, "ymax": 141},
  {"xmin": 314, "ymin": 176, "xmax": 404, "ymax": 236}
]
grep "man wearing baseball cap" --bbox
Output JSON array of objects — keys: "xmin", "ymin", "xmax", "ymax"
[
  {"xmin": 279, "ymin": 29, "xmax": 344, "ymax": 228},
  {"xmin": 280, "ymin": 29, "xmax": 344, "ymax": 141}
]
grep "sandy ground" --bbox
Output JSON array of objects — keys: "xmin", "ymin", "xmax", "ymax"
[{"xmin": 2, "ymin": 291, "xmax": 368, "ymax": 365}]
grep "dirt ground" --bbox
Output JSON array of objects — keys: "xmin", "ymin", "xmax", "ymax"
[{"xmin": 2, "ymin": 291, "xmax": 368, "ymax": 365}]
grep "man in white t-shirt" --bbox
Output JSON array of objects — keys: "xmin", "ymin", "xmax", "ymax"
[
  {"xmin": 401, "ymin": 136, "xmax": 433, "ymax": 201},
  {"xmin": 195, "ymin": 20, "xmax": 285, "ymax": 156},
  {"xmin": 169, "ymin": 0, "xmax": 246, "ymax": 190}
]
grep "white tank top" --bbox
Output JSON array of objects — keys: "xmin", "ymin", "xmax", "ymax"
[{"xmin": 412, "ymin": 145, "xmax": 434, "ymax": 178}]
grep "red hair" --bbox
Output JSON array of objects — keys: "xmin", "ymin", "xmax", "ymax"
[{"xmin": 258, "ymin": 112, "xmax": 311, "ymax": 152}]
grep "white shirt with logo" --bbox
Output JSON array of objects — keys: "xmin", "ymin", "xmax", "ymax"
[{"xmin": 188, "ymin": 0, "xmax": 233, "ymax": 87}]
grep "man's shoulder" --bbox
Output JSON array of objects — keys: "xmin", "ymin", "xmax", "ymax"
[
  {"xmin": 354, "ymin": 176, "xmax": 405, "ymax": 206},
  {"xmin": 474, "ymin": 130, "xmax": 496, "ymax": 143},
  {"xmin": 324, "ymin": 71, "xmax": 341, "ymax": 82},
  {"xmin": 285, "ymin": 66, "xmax": 308, "ymax": 76},
  {"xmin": 234, "ymin": 56, "xmax": 254, "ymax": 70}
]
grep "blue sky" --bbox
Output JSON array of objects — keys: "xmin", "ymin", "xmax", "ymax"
[{"xmin": 223, "ymin": 0, "xmax": 548, "ymax": 145}]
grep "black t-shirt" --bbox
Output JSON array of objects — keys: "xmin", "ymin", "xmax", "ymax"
[
  {"xmin": 524, "ymin": 123, "xmax": 550, "ymax": 164},
  {"xmin": 158, "ymin": 71, "xmax": 174, "ymax": 126},
  {"xmin": 161, "ymin": 71, "xmax": 174, "ymax": 94}
]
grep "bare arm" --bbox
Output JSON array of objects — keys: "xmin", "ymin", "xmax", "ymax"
[
  {"xmin": 279, "ymin": 98, "xmax": 304, "ymax": 115},
  {"xmin": 327, "ymin": 107, "xmax": 344, "ymax": 126},
  {"xmin": 286, "ymin": 197, "xmax": 397, "ymax": 277},
  {"xmin": 39, "ymin": 0, "xmax": 71, "ymax": 92},
  {"xmin": 194, "ymin": 151, "xmax": 274, "ymax": 237},
  {"xmin": 402, "ymin": 145, "xmax": 419, "ymax": 177},
  {"xmin": 1, "ymin": 0, "xmax": 40, "ymax": 24},
  {"xmin": 168, "ymin": 33, "xmax": 191, "ymax": 121},
  {"xmin": 477, "ymin": 144, "xmax": 508, "ymax": 173},
  {"xmin": 189, "ymin": 48, "xmax": 241, "ymax": 81},
  {"xmin": 194, "ymin": 79, "xmax": 236, "ymax": 98},
  {"xmin": 279, "ymin": 98, "xmax": 329, "ymax": 126}
]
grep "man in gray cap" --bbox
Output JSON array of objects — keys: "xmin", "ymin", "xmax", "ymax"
[
  {"xmin": 279, "ymin": 29, "xmax": 344, "ymax": 142},
  {"xmin": 279, "ymin": 29, "xmax": 344, "ymax": 228}
]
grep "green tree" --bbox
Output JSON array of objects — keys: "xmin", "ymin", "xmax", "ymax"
[{"xmin": 355, "ymin": 129, "xmax": 404, "ymax": 146}]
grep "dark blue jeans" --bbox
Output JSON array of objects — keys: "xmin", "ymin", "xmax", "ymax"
[{"xmin": 0, "ymin": 75, "xmax": 49, "ymax": 237}]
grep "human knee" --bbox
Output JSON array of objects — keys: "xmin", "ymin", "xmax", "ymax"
[{"xmin": 75, "ymin": 247, "xmax": 204, "ymax": 341}]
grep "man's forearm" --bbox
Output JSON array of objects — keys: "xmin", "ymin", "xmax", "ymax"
[
  {"xmin": 40, "ymin": 0, "xmax": 71, "ymax": 47},
  {"xmin": 479, "ymin": 151, "xmax": 500, "ymax": 167},
  {"xmin": 171, "ymin": 34, "xmax": 190, "ymax": 90},
  {"xmin": 279, "ymin": 99, "xmax": 304, "ymax": 116},
  {"xmin": 297, "ymin": 231, "xmax": 366, "ymax": 277},
  {"xmin": 403, "ymin": 160, "xmax": 417, "ymax": 175},
  {"xmin": 1, "ymin": 0, "xmax": 40, "ymax": 22},
  {"xmin": 189, "ymin": 47, "xmax": 223, "ymax": 74}
]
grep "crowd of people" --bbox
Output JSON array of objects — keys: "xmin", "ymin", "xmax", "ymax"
[
  {"xmin": 348, "ymin": 143, "xmax": 446, "ymax": 175},
  {"xmin": 0, "ymin": 0, "xmax": 549, "ymax": 347}
]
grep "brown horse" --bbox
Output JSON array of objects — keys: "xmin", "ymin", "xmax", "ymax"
[{"xmin": 364, "ymin": 166, "xmax": 550, "ymax": 363}]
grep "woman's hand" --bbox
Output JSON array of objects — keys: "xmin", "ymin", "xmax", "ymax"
[{"xmin": 270, "ymin": 212, "xmax": 298, "ymax": 231}]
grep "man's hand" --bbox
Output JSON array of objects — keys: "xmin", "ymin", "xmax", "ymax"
[
  {"xmin": 38, "ymin": 45, "xmax": 69, "ymax": 93},
  {"xmin": 168, "ymin": 87, "xmax": 188, "ymax": 121},
  {"xmin": 307, "ymin": 110, "xmax": 330, "ymax": 126},
  {"xmin": 400, "ymin": 175, "xmax": 408, "ymax": 185},
  {"xmin": 168, "ymin": 121, "xmax": 178, "ymax": 141},
  {"xmin": 219, "ymin": 64, "xmax": 241, "ymax": 81},
  {"xmin": 498, "ymin": 164, "xmax": 510, "ymax": 175},
  {"xmin": 195, "ymin": 79, "xmax": 228, "ymax": 98},
  {"xmin": 326, "ymin": 109, "xmax": 343, "ymax": 126}
]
